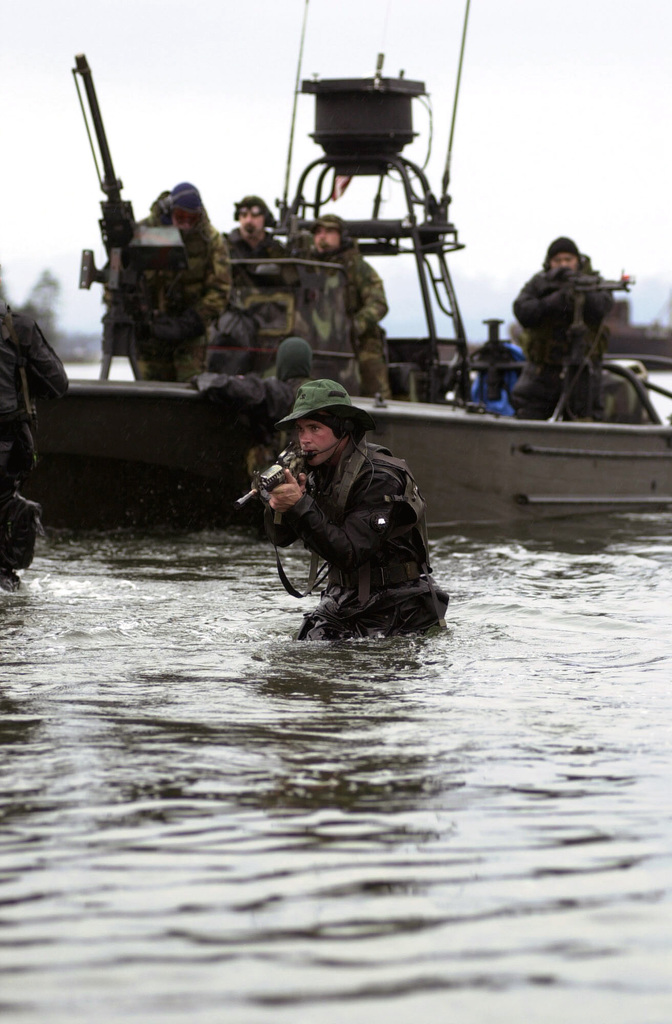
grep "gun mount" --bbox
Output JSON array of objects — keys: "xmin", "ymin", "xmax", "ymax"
[{"xmin": 73, "ymin": 54, "xmax": 187, "ymax": 379}]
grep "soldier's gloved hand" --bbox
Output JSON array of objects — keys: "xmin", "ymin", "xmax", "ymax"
[
  {"xmin": 150, "ymin": 313, "xmax": 182, "ymax": 342},
  {"xmin": 151, "ymin": 308, "xmax": 205, "ymax": 342},
  {"xmin": 135, "ymin": 320, "xmax": 152, "ymax": 342},
  {"xmin": 541, "ymin": 288, "xmax": 572, "ymax": 313},
  {"xmin": 546, "ymin": 266, "xmax": 571, "ymax": 283},
  {"xmin": 176, "ymin": 307, "xmax": 206, "ymax": 339}
]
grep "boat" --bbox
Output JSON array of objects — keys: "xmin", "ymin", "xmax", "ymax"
[
  {"xmin": 606, "ymin": 298, "xmax": 672, "ymax": 366},
  {"xmin": 22, "ymin": 49, "xmax": 672, "ymax": 530}
]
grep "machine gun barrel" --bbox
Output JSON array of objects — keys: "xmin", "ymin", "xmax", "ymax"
[
  {"xmin": 73, "ymin": 53, "xmax": 135, "ymax": 254},
  {"xmin": 73, "ymin": 54, "xmax": 124, "ymax": 204},
  {"xmin": 72, "ymin": 54, "xmax": 187, "ymax": 379},
  {"xmin": 571, "ymin": 273, "xmax": 634, "ymax": 293}
]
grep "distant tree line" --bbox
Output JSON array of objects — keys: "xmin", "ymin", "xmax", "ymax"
[{"xmin": 0, "ymin": 266, "xmax": 99, "ymax": 362}]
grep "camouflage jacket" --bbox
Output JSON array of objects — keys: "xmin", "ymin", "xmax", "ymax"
[
  {"xmin": 312, "ymin": 240, "xmax": 388, "ymax": 339},
  {"xmin": 513, "ymin": 255, "xmax": 614, "ymax": 365},
  {"xmin": 141, "ymin": 193, "xmax": 231, "ymax": 322}
]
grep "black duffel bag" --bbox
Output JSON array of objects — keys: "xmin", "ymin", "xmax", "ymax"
[{"xmin": 0, "ymin": 494, "xmax": 43, "ymax": 570}]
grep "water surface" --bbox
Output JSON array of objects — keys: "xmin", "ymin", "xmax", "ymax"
[{"xmin": 1, "ymin": 515, "xmax": 671, "ymax": 1023}]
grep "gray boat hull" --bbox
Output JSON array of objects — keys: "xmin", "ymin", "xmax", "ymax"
[
  {"xmin": 22, "ymin": 382, "xmax": 672, "ymax": 530},
  {"xmin": 364, "ymin": 398, "xmax": 672, "ymax": 527}
]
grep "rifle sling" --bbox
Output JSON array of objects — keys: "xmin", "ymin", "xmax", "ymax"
[{"xmin": 274, "ymin": 546, "xmax": 325, "ymax": 600}]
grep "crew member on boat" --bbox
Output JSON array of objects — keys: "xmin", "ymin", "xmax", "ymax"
[
  {"xmin": 209, "ymin": 196, "xmax": 297, "ymax": 374},
  {"xmin": 264, "ymin": 378, "xmax": 448, "ymax": 640},
  {"xmin": 227, "ymin": 196, "xmax": 290, "ymax": 280},
  {"xmin": 310, "ymin": 215, "xmax": 392, "ymax": 400},
  {"xmin": 511, "ymin": 236, "xmax": 614, "ymax": 420},
  {"xmin": 136, "ymin": 182, "xmax": 231, "ymax": 381},
  {"xmin": 0, "ymin": 300, "xmax": 68, "ymax": 592}
]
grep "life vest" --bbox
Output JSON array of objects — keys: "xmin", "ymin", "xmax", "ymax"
[{"xmin": 326, "ymin": 441, "xmax": 428, "ymax": 549}]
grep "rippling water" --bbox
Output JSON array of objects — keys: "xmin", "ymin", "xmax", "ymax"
[{"xmin": 1, "ymin": 514, "xmax": 671, "ymax": 1024}]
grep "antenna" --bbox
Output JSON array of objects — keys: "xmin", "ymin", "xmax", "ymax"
[
  {"xmin": 373, "ymin": 52, "xmax": 384, "ymax": 89},
  {"xmin": 282, "ymin": 0, "xmax": 311, "ymax": 214},
  {"xmin": 441, "ymin": 0, "xmax": 471, "ymax": 202}
]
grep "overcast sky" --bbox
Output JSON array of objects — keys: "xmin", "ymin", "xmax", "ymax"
[{"xmin": 2, "ymin": 0, "xmax": 671, "ymax": 343}]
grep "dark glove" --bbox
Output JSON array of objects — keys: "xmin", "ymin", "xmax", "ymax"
[
  {"xmin": 151, "ymin": 308, "xmax": 205, "ymax": 342},
  {"xmin": 135, "ymin": 320, "xmax": 152, "ymax": 342},
  {"xmin": 541, "ymin": 288, "xmax": 573, "ymax": 313},
  {"xmin": 546, "ymin": 266, "xmax": 571, "ymax": 283}
]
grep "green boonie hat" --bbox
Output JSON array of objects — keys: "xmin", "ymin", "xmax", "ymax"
[
  {"xmin": 275, "ymin": 378, "xmax": 376, "ymax": 431},
  {"xmin": 313, "ymin": 213, "xmax": 344, "ymax": 233}
]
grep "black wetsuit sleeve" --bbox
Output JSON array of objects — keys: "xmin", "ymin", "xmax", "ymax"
[
  {"xmin": 265, "ymin": 464, "xmax": 407, "ymax": 572},
  {"xmin": 583, "ymin": 287, "xmax": 614, "ymax": 325},
  {"xmin": 513, "ymin": 273, "xmax": 571, "ymax": 327}
]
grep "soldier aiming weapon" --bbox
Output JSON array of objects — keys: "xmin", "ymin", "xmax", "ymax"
[{"xmin": 233, "ymin": 442, "xmax": 306, "ymax": 511}]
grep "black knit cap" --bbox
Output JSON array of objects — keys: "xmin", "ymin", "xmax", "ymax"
[
  {"xmin": 546, "ymin": 236, "xmax": 580, "ymax": 261},
  {"xmin": 170, "ymin": 182, "xmax": 203, "ymax": 211}
]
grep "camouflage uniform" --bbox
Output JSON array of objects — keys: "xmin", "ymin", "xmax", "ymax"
[
  {"xmin": 312, "ymin": 215, "xmax": 391, "ymax": 399},
  {"xmin": 138, "ymin": 192, "xmax": 231, "ymax": 381}
]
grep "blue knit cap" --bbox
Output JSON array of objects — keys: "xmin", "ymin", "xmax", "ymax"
[{"xmin": 170, "ymin": 182, "xmax": 202, "ymax": 211}]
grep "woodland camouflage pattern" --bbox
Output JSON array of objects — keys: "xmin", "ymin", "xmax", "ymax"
[
  {"xmin": 313, "ymin": 238, "xmax": 391, "ymax": 399},
  {"xmin": 137, "ymin": 193, "xmax": 232, "ymax": 380}
]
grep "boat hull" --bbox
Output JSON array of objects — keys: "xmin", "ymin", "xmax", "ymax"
[
  {"xmin": 24, "ymin": 381, "xmax": 253, "ymax": 530},
  {"xmin": 364, "ymin": 400, "xmax": 672, "ymax": 527},
  {"xmin": 22, "ymin": 383, "xmax": 672, "ymax": 530}
]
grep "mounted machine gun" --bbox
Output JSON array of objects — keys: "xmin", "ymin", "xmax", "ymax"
[
  {"xmin": 552, "ymin": 273, "xmax": 636, "ymax": 421},
  {"xmin": 72, "ymin": 54, "xmax": 187, "ymax": 379}
]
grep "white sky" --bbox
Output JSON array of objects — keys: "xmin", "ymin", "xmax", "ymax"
[{"xmin": 2, "ymin": 0, "xmax": 671, "ymax": 342}]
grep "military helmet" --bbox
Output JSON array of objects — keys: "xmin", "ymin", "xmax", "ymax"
[
  {"xmin": 275, "ymin": 378, "xmax": 376, "ymax": 432},
  {"xmin": 313, "ymin": 213, "xmax": 345, "ymax": 234},
  {"xmin": 234, "ymin": 195, "xmax": 275, "ymax": 227}
]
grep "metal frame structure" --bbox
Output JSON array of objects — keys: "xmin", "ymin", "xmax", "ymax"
[{"xmin": 281, "ymin": 150, "xmax": 471, "ymax": 404}]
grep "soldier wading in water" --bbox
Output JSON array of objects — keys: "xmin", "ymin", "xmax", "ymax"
[
  {"xmin": 264, "ymin": 379, "xmax": 448, "ymax": 640},
  {"xmin": 0, "ymin": 298, "xmax": 68, "ymax": 591}
]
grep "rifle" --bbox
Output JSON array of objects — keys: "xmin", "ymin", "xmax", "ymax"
[
  {"xmin": 233, "ymin": 443, "xmax": 306, "ymax": 510},
  {"xmin": 72, "ymin": 54, "xmax": 187, "ymax": 379}
]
